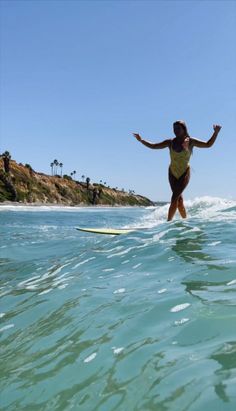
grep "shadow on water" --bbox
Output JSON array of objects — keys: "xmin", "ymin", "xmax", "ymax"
[
  {"xmin": 171, "ymin": 223, "xmax": 230, "ymax": 302},
  {"xmin": 210, "ymin": 341, "xmax": 236, "ymax": 403},
  {"xmin": 171, "ymin": 225, "xmax": 212, "ymax": 265}
]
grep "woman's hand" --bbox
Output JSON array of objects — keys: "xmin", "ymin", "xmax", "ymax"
[
  {"xmin": 133, "ymin": 133, "xmax": 142, "ymax": 142},
  {"xmin": 213, "ymin": 124, "xmax": 222, "ymax": 134}
]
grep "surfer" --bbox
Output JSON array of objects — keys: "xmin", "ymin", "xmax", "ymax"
[{"xmin": 133, "ymin": 121, "xmax": 221, "ymax": 221}]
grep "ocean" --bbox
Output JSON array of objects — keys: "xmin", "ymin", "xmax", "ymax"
[{"xmin": 1, "ymin": 196, "xmax": 236, "ymax": 411}]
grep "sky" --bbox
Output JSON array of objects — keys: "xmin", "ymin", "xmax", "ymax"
[{"xmin": 0, "ymin": 0, "xmax": 236, "ymax": 201}]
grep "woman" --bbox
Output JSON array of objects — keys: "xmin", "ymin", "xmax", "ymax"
[{"xmin": 133, "ymin": 121, "xmax": 222, "ymax": 221}]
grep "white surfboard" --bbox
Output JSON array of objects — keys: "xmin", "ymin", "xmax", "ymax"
[{"xmin": 76, "ymin": 227, "xmax": 134, "ymax": 235}]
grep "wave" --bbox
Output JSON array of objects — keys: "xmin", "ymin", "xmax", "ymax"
[
  {"xmin": 132, "ymin": 196, "xmax": 236, "ymax": 229},
  {"xmin": 1, "ymin": 196, "xmax": 236, "ymax": 232},
  {"xmin": 186, "ymin": 196, "xmax": 236, "ymax": 221}
]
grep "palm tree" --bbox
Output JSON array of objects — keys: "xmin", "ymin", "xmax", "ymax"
[
  {"xmin": 59, "ymin": 163, "xmax": 63, "ymax": 177},
  {"xmin": 53, "ymin": 159, "xmax": 59, "ymax": 175},
  {"xmin": 50, "ymin": 162, "xmax": 54, "ymax": 176},
  {"xmin": 70, "ymin": 171, "xmax": 76, "ymax": 180},
  {"xmin": 2, "ymin": 151, "xmax": 11, "ymax": 173},
  {"xmin": 81, "ymin": 175, "xmax": 85, "ymax": 182},
  {"xmin": 86, "ymin": 177, "xmax": 90, "ymax": 190}
]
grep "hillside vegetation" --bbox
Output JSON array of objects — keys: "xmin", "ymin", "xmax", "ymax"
[{"xmin": 0, "ymin": 158, "xmax": 154, "ymax": 206}]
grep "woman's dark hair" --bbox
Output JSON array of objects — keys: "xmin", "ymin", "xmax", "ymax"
[{"xmin": 173, "ymin": 120, "xmax": 190, "ymax": 137}]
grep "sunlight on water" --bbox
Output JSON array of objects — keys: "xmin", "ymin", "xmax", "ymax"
[{"xmin": 1, "ymin": 198, "xmax": 236, "ymax": 410}]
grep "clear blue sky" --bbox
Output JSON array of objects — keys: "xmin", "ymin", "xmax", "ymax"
[{"xmin": 1, "ymin": 0, "xmax": 235, "ymax": 201}]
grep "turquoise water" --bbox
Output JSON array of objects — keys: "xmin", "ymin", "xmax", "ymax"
[{"xmin": 1, "ymin": 197, "xmax": 236, "ymax": 411}]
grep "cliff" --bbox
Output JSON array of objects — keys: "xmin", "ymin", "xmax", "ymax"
[{"xmin": 0, "ymin": 158, "xmax": 154, "ymax": 206}]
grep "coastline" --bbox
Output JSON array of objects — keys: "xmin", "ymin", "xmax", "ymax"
[
  {"xmin": 0, "ymin": 159, "xmax": 154, "ymax": 207},
  {"xmin": 0, "ymin": 201, "xmax": 152, "ymax": 209}
]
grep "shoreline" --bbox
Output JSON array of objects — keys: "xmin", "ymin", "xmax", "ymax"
[{"xmin": 0, "ymin": 201, "xmax": 157, "ymax": 209}]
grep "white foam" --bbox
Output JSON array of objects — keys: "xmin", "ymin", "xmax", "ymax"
[
  {"xmin": 158, "ymin": 288, "xmax": 167, "ymax": 294},
  {"xmin": 107, "ymin": 247, "xmax": 134, "ymax": 258},
  {"xmin": 73, "ymin": 257, "xmax": 96, "ymax": 269},
  {"xmin": 0, "ymin": 205, "xmax": 130, "ymax": 213},
  {"xmin": 84, "ymin": 352, "xmax": 97, "ymax": 363},
  {"xmin": 25, "ymin": 285, "xmax": 38, "ymax": 290},
  {"xmin": 54, "ymin": 276, "xmax": 73, "ymax": 286},
  {"xmin": 208, "ymin": 241, "xmax": 222, "ymax": 246},
  {"xmin": 125, "ymin": 196, "xmax": 236, "ymax": 230},
  {"xmin": 102, "ymin": 268, "xmax": 115, "ymax": 272},
  {"xmin": 38, "ymin": 288, "xmax": 52, "ymax": 295},
  {"xmin": 112, "ymin": 347, "xmax": 124, "ymax": 355},
  {"xmin": 18, "ymin": 275, "xmax": 41, "ymax": 287},
  {"xmin": 0, "ymin": 324, "xmax": 14, "ymax": 332},
  {"xmin": 174, "ymin": 318, "xmax": 190, "ymax": 325},
  {"xmin": 58, "ymin": 284, "xmax": 68, "ymax": 290},
  {"xmin": 185, "ymin": 196, "xmax": 236, "ymax": 221},
  {"xmin": 113, "ymin": 288, "xmax": 126, "ymax": 294},
  {"xmin": 227, "ymin": 279, "xmax": 236, "ymax": 286},
  {"xmin": 135, "ymin": 204, "xmax": 169, "ymax": 228},
  {"xmin": 170, "ymin": 303, "xmax": 191, "ymax": 313},
  {"xmin": 132, "ymin": 263, "xmax": 142, "ymax": 269}
]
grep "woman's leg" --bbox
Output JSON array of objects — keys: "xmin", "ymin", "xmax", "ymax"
[
  {"xmin": 167, "ymin": 195, "xmax": 179, "ymax": 221},
  {"xmin": 177, "ymin": 195, "xmax": 187, "ymax": 218},
  {"xmin": 168, "ymin": 168, "xmax": 190, "ymax": 221}
]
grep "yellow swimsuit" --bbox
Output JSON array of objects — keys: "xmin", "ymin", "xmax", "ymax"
[{"xmin": 170, "ymin": 146, "xmax": 191, "ymax": 179}]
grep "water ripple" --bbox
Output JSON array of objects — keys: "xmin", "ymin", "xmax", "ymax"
[{"xmin": 1, "ymin": 203, "xmax": 236, "ymax": 410}]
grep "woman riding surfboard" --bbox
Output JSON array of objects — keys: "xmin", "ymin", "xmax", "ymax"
[{"xmin": 133, "ymin": 121, "xmax": 221, "ymax": 221}]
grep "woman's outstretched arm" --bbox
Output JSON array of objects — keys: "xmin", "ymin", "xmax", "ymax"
[
  {"xmin": 191, "ymin": 125, "xmax": 222, "ymax": 148},
  {"xmin": 133, "ymin": 133, "xmax": 171, "ymax": 149}
]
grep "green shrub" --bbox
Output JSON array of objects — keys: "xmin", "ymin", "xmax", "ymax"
[{"xmin": 63, "ymin": 175, "xmax": 72, "ymax": 181}]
